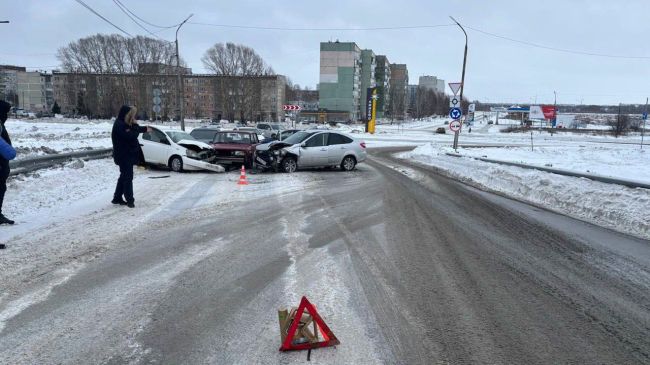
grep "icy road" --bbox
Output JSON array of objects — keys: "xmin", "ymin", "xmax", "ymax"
[{"xmin": 1, "ymin": 148, "xmax": 649, "ymax": 364}]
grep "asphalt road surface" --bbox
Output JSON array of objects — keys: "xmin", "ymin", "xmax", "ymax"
[{"xmin": 1, "ymin": 148, "xmax": 649, "ymax": 364}]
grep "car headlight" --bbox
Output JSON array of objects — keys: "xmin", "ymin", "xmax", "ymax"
[
  {"xmin": 273, "ymin": 150, "xmax": 280, "ymax": 156},
  {"xmin": 186, "ymin": 149, "xmax": 199, "ymax": 158},
  {"xmin": 233, "ymin": 151, "xmax": 245, "ymax": 156}
]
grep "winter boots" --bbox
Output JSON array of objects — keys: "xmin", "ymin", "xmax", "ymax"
[{"xmin": 0, "ymin": 213, "xmax": 14, "ymax": 225}]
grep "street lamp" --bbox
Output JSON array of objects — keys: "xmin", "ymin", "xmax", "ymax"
[
  {"xmin": 450, "ymin": 16, "xmax": 468, "ymax": 150},
  {"xmin": 176, "ymin": 14, "xmax": 193, "ymax": 131}
]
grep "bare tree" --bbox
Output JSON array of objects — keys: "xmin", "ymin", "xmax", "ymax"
[
  {"xmin": 201, "ymin": 42, "xmax": 274, "ymax": 76},
  {"xmin": 57, "ymin": 34, "xmax": 180, "ymax": 74}
]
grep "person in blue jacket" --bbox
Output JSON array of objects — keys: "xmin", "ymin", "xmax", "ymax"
[
  {"xmin": 0, "ymin": 100, "xmax": 13, "ymax": 224},
  {"xmin": 111, "ymin": 105, "xmax": 150, "ymax": 208}
]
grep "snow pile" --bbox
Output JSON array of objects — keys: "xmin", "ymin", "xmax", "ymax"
[
  {"xmin": 402, "ymin": 143, "xmax": 650, "ymax": 240},
  {"xmin": 6, "ymin": 118, "xmax": 113, "ymax": 159},
  {"xmin": 456, "ymin": 145, "xmax": 650, "ymax": 183}
]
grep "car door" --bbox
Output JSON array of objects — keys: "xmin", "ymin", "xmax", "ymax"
[
  {"xmin": 299, "ymin": 132, "xmax": 329, "ymax": 167},
  {"xmin": 140, "ymin": 128, "xmax": 171, "ymax": 164},
  {"xmin": 327, "ymin": 132, "xmax": 353, "ymax": 164}
]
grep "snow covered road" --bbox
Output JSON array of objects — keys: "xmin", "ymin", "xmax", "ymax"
[{"xmin": 1, "ymin": 149, "xmax": 649, "ymax": 364}]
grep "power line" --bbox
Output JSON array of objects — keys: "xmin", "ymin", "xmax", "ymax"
[
  {"xmin": 465, "ymin": 25, "xmax": 650, "ymax": 60},
  {"xmin": 188, "ymin": 22, "xmax": 456, "ymax": 31},
  {"xmin": 111, "ymin": 0, "xmax": 169, "ymax": 41},
  {"xmin": 113, "ymin": 0, "xmax": 180, "ymax": 29},
  {"xmin": 73, "ymin": 0, "xmax": 132, "ymax": 37}
]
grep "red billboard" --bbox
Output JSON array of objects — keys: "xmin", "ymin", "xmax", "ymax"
[{"xmin": 542, "ymin": 105, "xmax": 556, "ymax": 120}]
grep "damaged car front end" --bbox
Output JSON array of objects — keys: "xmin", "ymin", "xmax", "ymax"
[{"xmin": 177, "ymin": 140, "xmax": 225, "ymax": 173}]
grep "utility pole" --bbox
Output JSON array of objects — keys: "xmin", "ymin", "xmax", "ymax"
[
  {"xmin": 450, "ymin": 16, "xmax": 467, "ymax": 151},
  {"xmin": 175, "ymin": 14, "xmax": 193, "ymax": 131},
  {"xmin": 553, "ymin": 90, "xmax": 557, "ymax": 128},
  {"xmin": 642, "ymin": 97, "xmax": 648, "ymax": 149}
]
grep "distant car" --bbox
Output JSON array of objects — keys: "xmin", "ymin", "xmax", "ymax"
[
  {"xmin": 255, "ymin": 130, "xmax": 366, "ymax": 173},
  {"xmin": 190, "ymin": 126, "xmax": 222, "ymax": 143},
  {"xmin": 487, "ymin": 121, "xmax": 494, "ymax": 125},
  {"xmin": 209, "ymin": 130, "xmax": 260, "ymax": 168},
  {"xmin": 138, "ymin": 126, "xmax": 224, "ymax": 173},
  {"xmin": 259, "ymin": 129, "xmax": 300, "ymax": 144},
  {"xmin": 256, "ymin": 123, "xmax": 285, "ymax": 139},
  {"xmin": 435, "ymin": 127, "xmax": 446, "ymax": 134}
]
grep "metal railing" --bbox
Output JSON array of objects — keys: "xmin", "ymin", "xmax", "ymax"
[{"xmin": 9, "ymin": 148, "xmax": 113, "ymax": 176}]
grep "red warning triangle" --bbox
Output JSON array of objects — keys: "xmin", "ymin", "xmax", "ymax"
[{"xmin": 279, "ymin": 296, "xmax": 340, "ymax": 351}]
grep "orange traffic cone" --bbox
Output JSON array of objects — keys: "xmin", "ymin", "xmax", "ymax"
[{"xmin": 238, "ymin": 165, "xmax": 249, "ymax": 185}]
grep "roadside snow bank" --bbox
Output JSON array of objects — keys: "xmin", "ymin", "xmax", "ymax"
[{"xmin": 401, "ymin": 144, "xmax": 650, "ymax": 240}]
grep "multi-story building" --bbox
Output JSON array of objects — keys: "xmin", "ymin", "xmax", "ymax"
[
  {"xmin": 389, "ymin": 64, "xmax": 408, "ymax": 120},
  {"xmin": 407, "ymin": 84, "xmax": 418, "ymax": 117},
  {"xmin": 418, "ymin": 75, "xmax": 445, "ymax": 94},
  {"xmin": 1, "ymin": 65, "xmax": 55, "ymax": 113},
  {"xmin": 359, "ymin": 49, "xmax": 376, "ymax": 121},
  {"xmin": 17, "ymin": 71, "xmax": 47, "ymax": 112},
  {"xmin": 374, "ymin": 55, "xmax": 390, "ymax": 119},
  {"xmin": 52, "ymin": 66, "xmax": 286, "ymax": 121},
  {"xmin": 318, "ymin": 41, "xmax": 362, "ymax": 121}
]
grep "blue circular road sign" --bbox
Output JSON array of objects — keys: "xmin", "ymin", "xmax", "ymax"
[{"xmin": 449, "ymin": 107, "xmax": 462, "ymax": 120}]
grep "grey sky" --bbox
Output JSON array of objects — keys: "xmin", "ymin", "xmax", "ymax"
[{"xmin": 2, "ymin": 0, "xmax": 648, "ymax": 105}]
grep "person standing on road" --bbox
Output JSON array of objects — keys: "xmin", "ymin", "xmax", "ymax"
[
  {"xmin": 0, "ymin": 100, "xmax": 14, "ymax": 225},
  {"xmin": 111, "ymin": 105, "xmax": 150, "ymax": 208}
]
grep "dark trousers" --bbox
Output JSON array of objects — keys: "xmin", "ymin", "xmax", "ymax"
[
  {"xmin": 114, "ymin": 162, "xmax": 135, "ymax": 203},
  {"xmin": 0, "ymin": 159, "xmax": 9, "ymax": 214}
]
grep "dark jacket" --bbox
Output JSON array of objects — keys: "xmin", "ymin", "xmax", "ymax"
[
  {"xmin": 0, "ymin": 101, "xmax": 12, "ymax": 164},
  {"xmin": 111, "ymin": 106, "xmax": 146, "ymax": 166}
]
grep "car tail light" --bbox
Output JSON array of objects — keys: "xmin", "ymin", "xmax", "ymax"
[{"xmin": 360, "ymin": 142, "xmax": 366, "ymax": 149}]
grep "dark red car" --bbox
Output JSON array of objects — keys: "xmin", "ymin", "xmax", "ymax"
[{"xmin": 209, "ymin": 131, "xmax": 259, "ymax": 169}]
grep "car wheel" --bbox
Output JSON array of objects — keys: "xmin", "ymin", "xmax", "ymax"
[
  {"xmin": 169, "ymin": 156, "xmax": 183, "ymax": 172},
  {"xmin": 282, "ymin": 157, "xmax": 297, "ymax": 173},
  {"xmin": 341, "ymin": 156, "xmax": 356, "ymax": 171}
]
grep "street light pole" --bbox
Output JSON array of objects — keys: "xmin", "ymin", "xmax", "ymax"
[
  {"xmin": 450, "ymin": 16, "xmax": 467, "ymax": 150},
  {"xmin": 175, "ymin": 14, "xmax": 193, "ymax": 131},
  {"xmin": 642, "ymin": 97, "xmax": 648, "ymax": 149}
]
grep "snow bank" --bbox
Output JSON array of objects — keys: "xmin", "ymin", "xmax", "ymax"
[{"xmin": 402, "ymin": 144, "xmax": 650, "ymax": 240}]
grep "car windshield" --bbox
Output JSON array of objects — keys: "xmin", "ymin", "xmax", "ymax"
[
  {"xmin": 215, "ymin": 132, "xmax": 252, "ymax": 144},
  {"xmin": 283, "ymin": 131, "xmax": 315, "ymax": 145},
  {"xmin": 166, "ymin": 131, "xmax": 196, "ymax": 143},
  {"xmin": 270, "ymin": 124, "xmax": 283, "ymax": 130},
  {"xmin": 190, "ymin": 130, "xmax": 218, "ymax": 140}
]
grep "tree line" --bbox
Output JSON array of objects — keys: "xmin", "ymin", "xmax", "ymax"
[{"xmin": 56, "ymin": 34, "xmax": 277, "ymax": 120}]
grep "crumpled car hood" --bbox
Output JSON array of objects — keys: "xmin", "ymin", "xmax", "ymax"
[
  {"xmin": 256, "ymin": 141, "xmax": 293, "ymax": 152},
  {"xmin": 177, "ymin": 139, "xmax": 212, "ymax": 150}
]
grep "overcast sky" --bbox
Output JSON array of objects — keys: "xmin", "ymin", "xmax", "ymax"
[{"xmin": 2, "ymin": 0, "xmax": 649, "ymax": 105}]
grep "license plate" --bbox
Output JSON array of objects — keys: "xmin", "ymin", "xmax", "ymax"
[{"xmin": 256, "ymin": 156, "xmax": 267, "ymax": 165}]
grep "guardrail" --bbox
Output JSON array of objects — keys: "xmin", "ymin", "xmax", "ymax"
[
  {"xmin": 9, "ymin": 148, "xmax": 113, "ymax": 176},
  {"xmin": 446, "ymin": 152, "xmax": 650, "ymax": 190}
]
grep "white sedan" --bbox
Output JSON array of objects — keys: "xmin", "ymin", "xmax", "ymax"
[{"xmin": 138, "ymin": 126, "xmax": 225, "ymax": 173}]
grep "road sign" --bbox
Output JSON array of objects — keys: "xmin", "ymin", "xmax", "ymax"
[
  {"xmin": 468, "ymin": 103, "xmax": 475, "ymax": 113},
  {"xmin": 449, "ymin": 120, "xmax": 462, "ymax": 132},
  {"xmin": 449, "ymin": 107, "xmax": 462, "ymax": 120},
  {"xmin": 153, "ymin": 105, "xmax": 161, "ymax": 113},
  {"xmin": 153, "ymin": 88, "xmax": 161, "ymax": 97},
  {"xmin": 153, "ymin": 96, "xmax": 162, "ymax": 105},
  {"xmin": 448, "ymin": 82, "xmax": 462, "ymax": 96},
  {"xmin": 449, "ymin": 97, "xmax": 461, "ymax": 108},
  {"xmin": 283, "ymin": 105, "xmax": 301, "ymax": 111},
  {"xmin": 643, "ymin": 112, "xmax": 648, "ymax": 120}
]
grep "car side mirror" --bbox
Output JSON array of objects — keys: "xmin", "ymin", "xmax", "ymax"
[{"xmin": 300, "ymin": 142, "xmax": 306, "ymax": 148}]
